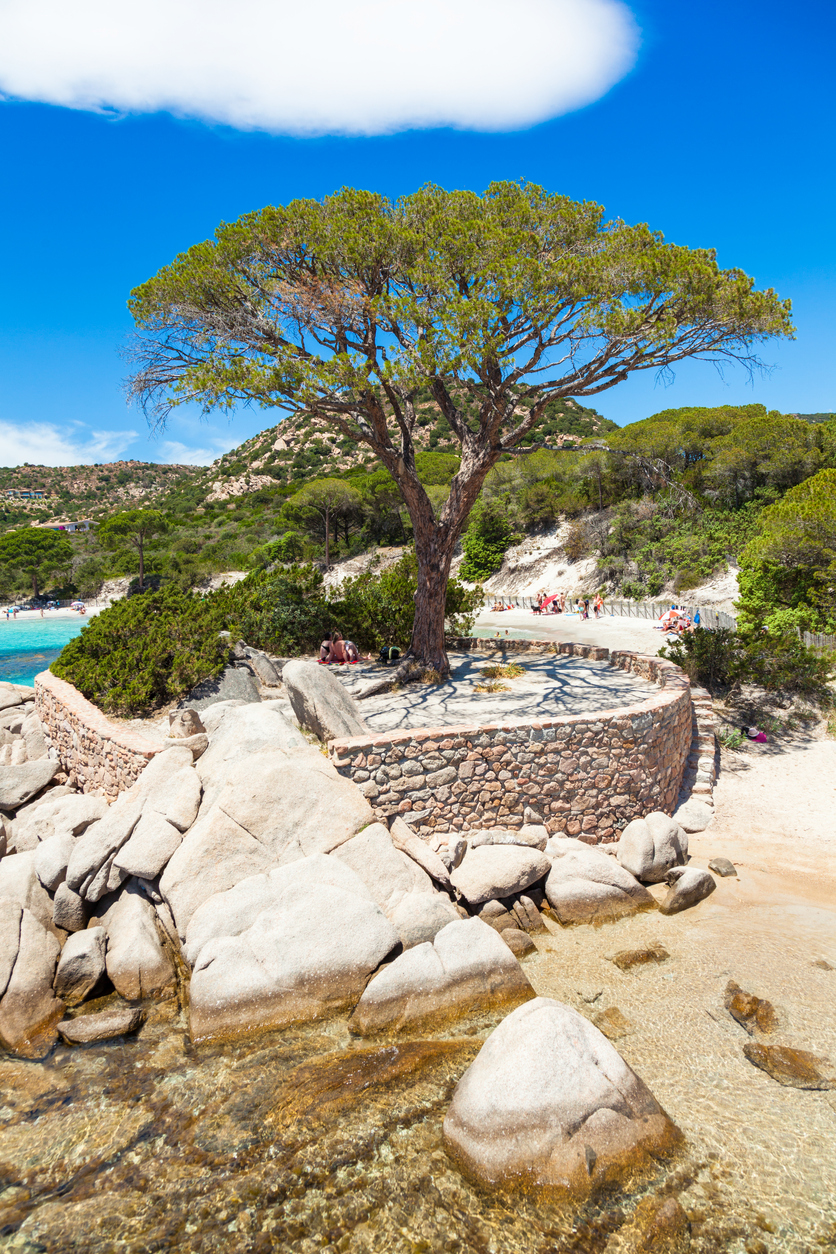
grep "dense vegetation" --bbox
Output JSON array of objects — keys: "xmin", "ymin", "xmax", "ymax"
[{"xmin": 53, "ymin": 554, "xmax": 481, "ymax": 715}]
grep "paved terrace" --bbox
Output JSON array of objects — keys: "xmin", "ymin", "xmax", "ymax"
[{"xmin": 337, "ymin": 651, "xmax": 659, "ymax": 733}]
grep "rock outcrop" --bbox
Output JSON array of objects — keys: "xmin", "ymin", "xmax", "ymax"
[
  {"xmin": 0, "ymin": 905, "xmax": 64, "ymax": 1058},
  {"xmin": 188, "ymin": 855, "xmax": 399, "ymax": 1042},
  {"xmin": 350, "ymin": 917, "xmax": 533, "ymax": 1034},
  {"xmin": 616, "ymin": 812, "xmax": 688, "ymax": 883},
  {"xmin": 545, "ymin": 841, "xmax": 654, "ymax": 924},
  {"xmin": 442, "ymin": 997, "xmax": 681, "ymax": 1199},
  {"xmin": 282, "ymin": 660, "xmax": 368, "ymax": 742},
  {"xmin": 450, "ymin": 845, "xmax": 550, "ymax": 905}
]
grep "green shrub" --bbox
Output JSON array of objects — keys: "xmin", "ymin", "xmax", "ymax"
[
  {"xmin": 235, "ymin": 565, "xmax": 332, "ymax": 656},
  {"xmin": 660, "ymin": 628, "xmax": 742, "ymax": 693},
  {"xmin": 335, "ymin": 553, "xmax": 480, "ymax": 652},
  {"xmin": 52, "ymin": 587, "xmax": 233, "ymax": 715},
  {"xmin": 661, "ymin": 626, "xmax": 834, "ymax": 701}
]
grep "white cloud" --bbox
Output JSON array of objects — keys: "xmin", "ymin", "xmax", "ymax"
[
  {"xmin": 0, "ymin": 0, "xmax": 638, "ymax": 135},
  {"xmin": 158, "ymin": 438, "xmax": 232, "ymax": 466},
  {"xmin": 0, "ymin": 420, "xmax": 138, "ymax": 467}
]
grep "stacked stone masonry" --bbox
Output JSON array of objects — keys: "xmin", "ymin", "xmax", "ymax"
[
  {"xmin": 34, "ymin": 670, "xmax": 160, "ymax": 800},
  {"xmin": 330, "ymin": 643, "xmax": 696, "ymax": 842}
]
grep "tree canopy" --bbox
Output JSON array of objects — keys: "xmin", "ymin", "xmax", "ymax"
[
  {"xmin": 0, "ymin": 527, "xmax": 73, "ymax": 598},
  {"xmin": 97, "ymin": 509, "xmax": 169, "ymax": 591},
  {"xmin": 128, "ymin": 182, "xmax": 793, "ymax": 674},
  {"xmin": 737, "ymin": 468, "xmax": 836, "ymax": 634}
]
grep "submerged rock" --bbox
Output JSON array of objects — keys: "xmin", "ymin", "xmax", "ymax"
[
  {"xmin": 451, "ymin": 845, "xmax": 550, "ymax": 904},
  {"xmin": 611, "ymin": 943, "xmax": 670, "ymax": 972},
  {"xmin": 724, "ymin": 980, "xmax": 777, "ymax": 1035},
  {"xmin": 442, "ymin": 997, "xmax": 681, "ymax": 1199},
  {"xmin": 350, "ymin": 917, "xmax": 533, "ymax": 1035},
  {"xmin": 282, "ymin": 659, "xmax": 368, "ymax": 742},
  {"xmin": 743, "ymin": 1042, "xmax": 836, "ymax": 1089},
  {"xmin": 592, "ymin": 1006, "xmax": 633, "ymax": 1040},
  {"xmin": 58, "ymin": 1005, "xmax": 145, "ymax": 1044}
]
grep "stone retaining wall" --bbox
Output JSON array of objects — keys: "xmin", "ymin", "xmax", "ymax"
[
  {"xmin": 34, "ymin": 670, "xmax": 160, "ymax": 799},
  {"xmin": 330, "ymin": 643, "xmax": 693, "ymax": 842}
]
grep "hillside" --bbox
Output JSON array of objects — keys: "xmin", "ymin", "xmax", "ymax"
[
  {"xmin": 180, "ymin": 391, "xmax": 615, "ymax": 505},
  {"xmin": 0, "ymin": 460, "xmax": 201, "ymax": 529}
]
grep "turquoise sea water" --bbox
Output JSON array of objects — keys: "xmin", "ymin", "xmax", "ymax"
[{"xmin": 0, "ymin": 615, "xmax": 88, "ymax": 686}]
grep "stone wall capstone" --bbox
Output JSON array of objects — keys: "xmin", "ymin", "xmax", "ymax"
[
  {"xmin": 34, "ymin": 670, "xmax": 160, "ymax": 799},
  {"xmin": 329, "ymin": 644, "xmax": 694, "ymax": 842}
]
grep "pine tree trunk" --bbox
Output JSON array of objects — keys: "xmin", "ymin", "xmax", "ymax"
[
  {"xmin": 406, "ymin": 515, "xmax": 457, "ymax": 679},
  {"xmin": 324, "ymin": 504, "xmax": 330, "ymax": 568}
]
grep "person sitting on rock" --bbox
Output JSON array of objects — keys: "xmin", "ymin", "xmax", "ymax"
[{"xmin": 318, "ymin": 632, "xmax": 333, "ymax": 663}]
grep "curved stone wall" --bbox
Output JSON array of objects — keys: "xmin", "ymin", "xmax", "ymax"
[
  {"xmin": 34, "ymin": 670, "xmax": 160, "ymax": 799},
  {"xmin": 329, "ymin": 643, "xmax": 694, "ymax": 842}
]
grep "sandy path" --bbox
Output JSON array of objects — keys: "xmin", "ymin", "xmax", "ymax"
[{"xmin": 473, "ymin": 607, "xmax": 672, "ymax": 655}]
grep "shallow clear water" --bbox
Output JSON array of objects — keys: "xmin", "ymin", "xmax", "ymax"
[
  {"xmin": 0, "ymin": 617, "xmax": 87, "ymax": 686},
  {"xmin": 2, "ymin": 884, "xmax": 834, "ymax": 1254}
]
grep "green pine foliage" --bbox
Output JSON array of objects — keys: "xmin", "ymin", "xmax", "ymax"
[
  {"xmin": 52, "ymin": 587, "xmax": 234, "ymax": 715},
  {"xmin": 460, "ymin": 500, "xmax": 520, "ymax": 581}
]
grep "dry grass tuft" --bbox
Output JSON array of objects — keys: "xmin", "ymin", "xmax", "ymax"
[
  {"xmin": 474, "ymin": 679, "xmax": 511, "ymax": 693},
  {"xmin": 480, "ymin": 663, "xmax": 525, "ymax": 680}
]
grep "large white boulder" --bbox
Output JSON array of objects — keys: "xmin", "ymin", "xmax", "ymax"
[
  {"xmin": 282, "ymin": 660, "xmax": 368, "ymax": 743},
  {"xmin": 0, "ymin": 760, "xmax": 59, "ymax": 812},
  {"xmin": 162, "ymin": 750, "xmax": 374, "ymax": 938},
  {"xmin": 0, "ymin": 851, "xmax": 55, "ymax": 932},
  {"xmin": 53, "ymin": 927, "xmax": 107, "ymax": 1006},
  {"xmin": 65, "ymin": 798, "xmax": 144, "ymax": 901},
  {"xmin": 113, "ymin": 809, "xmax": 183, "ymax": 880},
  {"xmin": 451, "ymin": 846, "xmax": 550, "ymax": 905},
  {"xmin": 331, "ymin": 822, "xmax": 431, "ymax": 913},
  {"xmin": 183, "ymin": 854, "xmax": 375, "ymax": 966},
  {"xmin": 0, "ymin": 906, "xmax": 63, "ymax": 1058},
  {"xmin": 195, "ymin": 703, "xmax": 310, "ymax": 809},
  {"xmin": 442, "ymin": 998, "xmax": 681, "ymax": 1199},
  {"xmin": 387, "ymin": 893, "xmax": 462, "ymax": 950},
  {"xmin": 350, "ymin": 917, "xmax": 534, "ymax": 1035},
  {"xmin": 188, "ymin": 855, "xmax": 399, "ymax": 1042},
  {"xmin": 545, "ymin": 842, "xmax": 655, "ymax": 925},
  {"xmin": 617, "ymin": 812, "xmax": 688, "ymax": 884},
  {"xmin": 34, "ymin": 830, "xmax": 76, "ymax": 892},
  {"xmin": 103, "ymin": 884, "xmax": 176, "ymax": 1001},
  {"xmin": 672, "ymin": 797, "xmax": 715, "ymax": 834},
  {"xmin": 129, "ymin": 749, "xmax": 202, "ymax": 832}
]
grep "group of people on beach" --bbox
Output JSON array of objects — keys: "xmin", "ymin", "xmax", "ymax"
[
  {"xmin": 655, "ymin": 605, "xmax": 700, "ymax": 635},
  {"xmin": 533, "ymin": 592, "xmax": 604, "ymax": 619},
  {"xmin": 318, "ymin": 631, "xmax": 360, "ymax": 665}
]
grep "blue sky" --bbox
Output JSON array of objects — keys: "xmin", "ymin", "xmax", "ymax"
[{"xmin": 0, "ymin": 0, "xmax": 833, "ymax": 467}]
